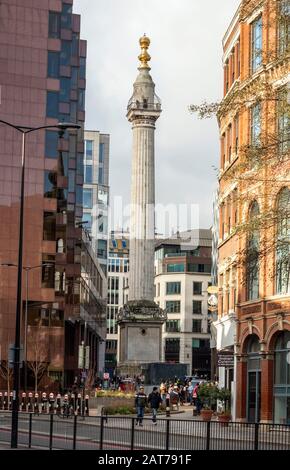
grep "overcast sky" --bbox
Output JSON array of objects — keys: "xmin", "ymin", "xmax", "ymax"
[{"xmin": 74, "ymin": 0, "xmax": 240, "ymax": 232}]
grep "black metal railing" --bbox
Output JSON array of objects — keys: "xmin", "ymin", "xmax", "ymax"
[{"xmin": 0, "ymin": 412, "xmax": 289, "ymax": 450}]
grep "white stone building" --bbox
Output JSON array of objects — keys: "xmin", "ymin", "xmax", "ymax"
[
  {"xmin": 154, "ymin": 230, "xmax": 212, "ymax": 377},
  {"xmin": 105, "ymin": 231, "xmax": 129, "ymax": 373}
]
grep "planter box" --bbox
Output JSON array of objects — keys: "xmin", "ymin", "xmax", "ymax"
[
  {"xmin": 89, "ymin": 396, "xmax": 134, "ymax": 409},
  {"xmin": 217, "ymin": 414, "xmax": 231, "ymax": 426},
  {"xmin": 200, "ymin": 409, "xmax": 214, "ymax": 421}
]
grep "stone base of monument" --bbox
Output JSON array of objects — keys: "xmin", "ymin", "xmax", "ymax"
[
  {"xmin": 117, "ymin": 300, "xmax": 189, "ymax": 383},
  {"xmin": 117, "ymin": 300, "xmax": 167, "ymax": 366}
]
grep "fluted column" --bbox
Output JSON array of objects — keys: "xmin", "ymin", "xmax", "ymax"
[{"xmin": 129, "ymin": 118, "xmax": 155, "ymax": 301}]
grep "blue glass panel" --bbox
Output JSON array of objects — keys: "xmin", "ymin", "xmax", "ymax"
[
  {"xmin": 47, "ymin": 51, "xmax": 59, "ymax": 78},
  {"xmin": 45, "ymin": 130, "xmax": 59, "ymax": 158},
  {"xmin": 46, "ymin": 91, "xmax": 59, "ymax": 118}
]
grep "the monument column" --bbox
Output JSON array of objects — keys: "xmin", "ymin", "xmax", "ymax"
[{"xmin": 117, "ymin": 35, "xmax": 166, "ymax": 374}]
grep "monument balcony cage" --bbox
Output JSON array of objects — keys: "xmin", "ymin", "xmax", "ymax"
[{"xmin": 127, "ymin": 95, "xmax": 161, "ymax": 112}]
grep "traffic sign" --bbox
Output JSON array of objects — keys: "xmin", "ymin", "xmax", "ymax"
[{"xmin": 103, "ymin": 372, "xmax": 110, "ymax": 380}]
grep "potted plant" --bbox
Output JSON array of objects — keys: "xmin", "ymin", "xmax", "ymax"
[
  {"xmin": 197, "ymin": 383, "xmax": 219, "ymax": 421},
  {"xmin": 217, "ymin": 388, "xmax": 231, "ymax": 426}
]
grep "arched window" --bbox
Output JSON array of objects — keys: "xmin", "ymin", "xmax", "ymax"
[
  {"xmin": 247, "ymin": 201, "xmax": 260, "ymax": 300},
  {"xmin": 276, "ymin": 188, "xmax": 290, "ymax": 294},
  {"xmin": 274, "ymin": 331, "xmax": 290, "ymax": 424}
]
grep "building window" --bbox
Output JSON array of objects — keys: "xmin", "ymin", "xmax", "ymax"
[
  {"xmin": 43, "ymin": 212, "xmax": 56, "ymax": 241},
  {"xmin": 247, "ymin": 201, "xmax": 260, "ymax": 300},
  {"xmin": 60, "ymin": 78, "xmax": 71, "ymax": 103},
  {"xmin": 165, "ymin": 338, "xmax": 180, "ymax": 363},
  {"xmin": 78, "ymin": 89, "xmax": 85, "ymax": 111},
  {"xmin": 82, "ymin": 213, "xmax": 92, "ymax": 230},
  {"xmin": 48, "ymin": 11, "xmax": 60, "ymax": 38},
  {"xmin": 276, "ymin": 188, "xmax": 290, "ymax": 294},
  {"xmin": 45, "ymin": 131, "xmax": 58, "ymax": 159},
  {"xmin": 187, "ymin": 264, "xmax": 211, "ymax": 273},
  {"xmin": 167, "ymin": 263, "xmax": 184, "ymax": 272},
  {"xmin": 251, "ymin": 102, "xmax": 261, "ymax": 147},
  {"xmin": 83, "ymin": 188, "xmax": 93, "ymax": 209},
  {"xmin": 99, "ymin": 143, "xmax": 104, "ymax": 163},
  {"xmin": 84, "ymin": 164, "xmax": 93, "ymax": 184},
  {"xmin": 192, "ymin": 300, "xmax": 202, "ymax": 314},
  {"xmin": 193, "ymin": 282, "xmax": 202, "ymax": 295},
  {"xmin": 60, "ymin": 40, "xmax": 71, "ymax": 66},
  {"xmin": 42, "ymin": 255, "xmax": 55, "ymax": 289},
  {"xmin": 98, "ymin": 239, "xmax": 107, "ymax": 259},
  {"xmin": 192, "ymin": 320, "xmax": 202, "ymax": 333},
  {"xmin": 98, "ymin": 167, "xmax": 103, "ymax": 184},
  {"xmin": 46, "ymin": 91, "xmax": 59, "ymax": 118},
  {"xmin": 61, "ymin": 3, "xmax": 72, "ymax": 29},
  {"xmin": 44, "ymin": 171, "xmax": 57, "ymax": 198},
  {"xmin": 47, "ymin": 51, "xmax": 59, "ymax": 78},
  {"xmin": 278, "ymin": 87, "xmax": 290, "ymax": 155},
  {"xmin": 165, "ymin": 300, "xmax": 180, "ymax": 313},
  {"xmin": 278, "ymin": 0, "xmax": 290, "ymax": 56},
  {"xmin": 251, "ymin": 15, "xmax": 262, "ymax": 72},
  {"xmin": 166, "ymin": 282, "xmax": 181, "ymax": 295},
  {"xmin": 85, "ymin": 140, "xmax": 93, "ymax": 159},
  {"xmin": 80, "ymin": 57, "xmax": 86, "ymax": 80},
  {"xmin": 166, "ymin": 320, "xmax": 180, "ymax": 333}
]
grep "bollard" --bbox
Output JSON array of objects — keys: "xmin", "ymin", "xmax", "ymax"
[
  {"xmin": 21, "ymin": 392, "xmax": 27, "ymax": 412},
  {"xmin": 85, "ymin": 394, "xmax": 89, "ymax": 416},
  {"xmin": 0, "ymin": 392, "xmax": 3, "ymax": 410},
  {"xmin": 34, "ymin": 393, "xmax": 39, "ymax": 414},
  {"xmin": 41, "ymin": 392, "xmax": 48, "ymax": 413},
  {"xmin": 70, "ymin": 393, "xmax": 76, "ymax": 413},
  {"xmin": 77, "ymin": 393, "xmax": 82, "ymax": 415},
  {"xmin": 48, "ymin": 393, "xmax": 55, "ymax": 414},
  {"xmin": 4, "ymin": 392, "xmax": 8, "ymax": 410},
  {"xmin": 28, "ymin": 392, "xmax": 33, "ymax": 412},
  {"xmin": 56, "ymin": 394, "xmax": 61, "ymax": 415},
  {"xmin": 63, "ymin": 394, "xmax": 69, "ymax": 416},
  {"xmin": 166, "ymin": 393, "xmax": 170, "ymax": 417},
  {"xmin": 9, "ymin": 392, "xmax": 13, "ymax": 411}
]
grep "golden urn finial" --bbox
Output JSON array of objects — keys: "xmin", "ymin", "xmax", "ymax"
[{"xmin": 138, "ymin": 34, "xmax": 151, "ymax": 69}]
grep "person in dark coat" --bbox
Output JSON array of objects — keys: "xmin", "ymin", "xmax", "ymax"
[
  {"xmin": 148, "ymin": 387, "xmax": 162, "ymax": 424},
  {"xmin": 135, "ymin": 386, "xmax": 147, "ymax": 426}
]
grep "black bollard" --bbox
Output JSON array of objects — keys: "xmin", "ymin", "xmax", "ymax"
[
  {"xmin": 28, "ymin": 392, "xmax": 33, "ymax": 412},
  {"xmin": 3, "ymin": 392, "xmax": 8, "ymax": 410},
  {"xmin": 166, "ymin": 393, "xmax": 170, "ymax": 417},
  {"xmin": 49, "ymin": 393, "xmax": 55, "ymax": 414},
  {"xmin": 21, "ymin": 392, "xmax": 27, "ymax": 412},
  {"xmin": 41, "ymin": 392, "xmax": 48, "ymax": 413},
  {"xmin": 56, "ymin": 394, "xmax": 61, "ymax": 415},
  {"xmin": 34, "ymin": 393, "xmax": 39, "ymax": 414},
  {"xmin": 85, "ymin": 394, "xmax": 89, "ymax": 416}
]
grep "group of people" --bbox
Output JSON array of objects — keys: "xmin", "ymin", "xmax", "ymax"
[{"xmin": 134, "ymin": 379, "xmax": 205, "ymax": 425}]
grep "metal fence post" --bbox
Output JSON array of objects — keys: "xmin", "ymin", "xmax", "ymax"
[
  {"xmin": 254, "ymin": 423, "xmax": 259, "ymax": 450},
  {"xmin": 99, "ymin": 416, "xmax": 104, "ymax": 450},
  {"xmin": 73, "ymin": 413, "xmax": 77, "ymax": 450},
  {"xmin": 28, "ymin": 413, "xmax": 32, "ymax": 449},
  {"xmin": 131, "ymin": 417, "xmax": 135, "ymax": 450},
  {"xmin": 165, "ymin": 419, "xmax": 170, "ymax": 450},
  {"xmin": 49, "ymin": 413, "xmax": 54, "ymax": 450},
  {"xmin": 206, "ymin": 421, "xmax": 211, "ymax": 450}
]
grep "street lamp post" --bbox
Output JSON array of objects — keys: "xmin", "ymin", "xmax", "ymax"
[{"xmin": 0, "ymin": 119, "xmax": 81, "ymax": 448}]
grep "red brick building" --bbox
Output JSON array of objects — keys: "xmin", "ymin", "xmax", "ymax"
[{"xmin": 218, "ymin": 0, "xmax": 290, "ymax": 424}]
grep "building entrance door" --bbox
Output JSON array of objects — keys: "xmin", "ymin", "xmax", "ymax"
[{"xmin": 247, "ymin": 370, "xmax": 261, "ymax": 422}]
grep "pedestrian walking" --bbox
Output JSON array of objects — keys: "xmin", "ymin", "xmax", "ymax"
[
  {"xmin": 148, "ymin": 386, "xmax": 162, "ymax": 425},
  {"xmin": 134, "ymin": 385, "xmax": 147, "ymax": 426}
]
